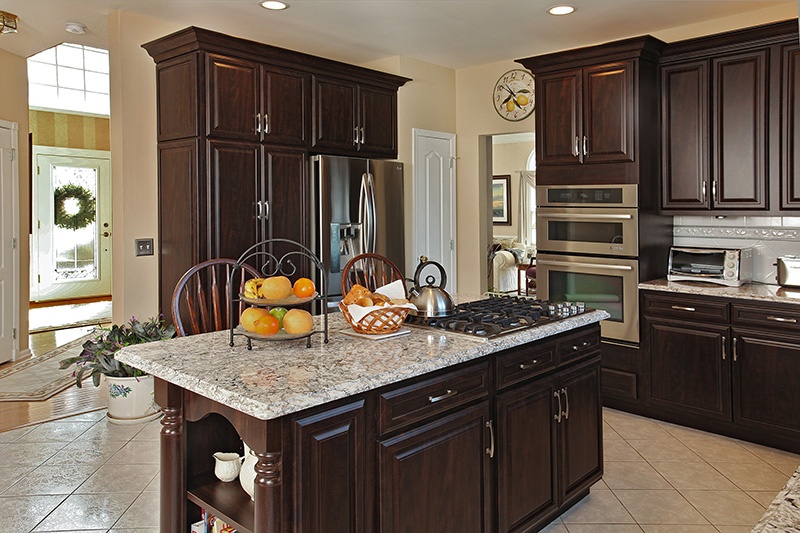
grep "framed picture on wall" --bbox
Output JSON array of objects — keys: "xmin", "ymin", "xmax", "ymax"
[{"xmin": 492, "ymin": 175, "xmax": 511, "ymax": 225}]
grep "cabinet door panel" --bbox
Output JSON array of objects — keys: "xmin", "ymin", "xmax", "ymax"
[
  {"xmin": 781, "ymin": 44, "xmax": 800, "ymax": 209},
  {"xmin": 359, "ymin": 86, "xmax": 397, "ymax": 157},
  {"xmin": 263, "ymin": 67, "xmax": 309, "ymax": 146},
  {"xmin": 661, "ymin": 61, "xmax": 709, "ymax": 209},
  {"xmin": 537, "ymin": 71, "xmax": 581, "ymax": 166},
  {"xmin": 313, "ymin": 77, "xmax": 358, "ymax": 152},
  {"xmin": 559, "ymin": 357, "xmax": 602, "ymax": 503},
  {"xmin": 584, "ymin": 61, "xmax": 634, "ymax": 164},
  {"xmin": 264, "ymin": 148, "xmax": 309, "ymax": 275},
  {"xmin": 292, "ymin": 400, "xmax": 366, "ymax": 533},
  {"xmin": 379, "ymin": 403, "xmax": 491, "ymax": 533},
  {"xmin": 712, "ymin": 51, "xmax": 768, "ymax": 209},
  {"xmin": 207, "ymin": 55, "xmax": 260, "ymax": 141},
  {"xmin": 496, "ymin": 376, "xmax": 558, "ymax": 533},
  {"xmin": 156, "ymin": 55, "xmax": 199, "ymax": 141},
  {"xmin": 208, "ymin": 141, "xmax": 260, "ymax": 261},
  {"xmin": 733, "ymin": 330, "xmax": 800, "ymax": 434},
  {"xmin": 646, "ymin": 318, "xmax": 731, "ymax": 420}
]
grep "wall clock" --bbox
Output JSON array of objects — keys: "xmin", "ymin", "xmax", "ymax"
[{"xmin": 493, "ymin": 69, "xmax": 535, "ymax": 121}]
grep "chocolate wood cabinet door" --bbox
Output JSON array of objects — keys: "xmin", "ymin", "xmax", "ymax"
[
  {"xmin": 536, "ymin": 69, "xmax": 582, "ymax": 167},
  {"xmin": 781, "ymin": 43, "xmax": 800, "ymax": 209},
  {"xmin": 645, "ymin": 316, "xmax": 732, "ymax": 421},
  {"xmin": 291, "ymin": 400, "xmax": 367, "ymax": 533},
  {"xmin": 313, "ymin": 76, "xmax": 398, "ymax": 158},
  {"xmin": 206, "ymin": 54, "xmax": 309, "ymax": 146},
  {"xmin": 378, "ymin": 402, "xmax": 493, "ymax": 533}
]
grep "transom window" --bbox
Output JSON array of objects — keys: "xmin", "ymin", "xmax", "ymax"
[{"xmin": 28, "ymin": 43, "xmax": 110, "ymax": 116}]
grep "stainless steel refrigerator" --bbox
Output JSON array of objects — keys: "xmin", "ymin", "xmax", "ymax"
[{"xmin": 311, "ymin": 155, "xmax": 405, "ymax": 306}]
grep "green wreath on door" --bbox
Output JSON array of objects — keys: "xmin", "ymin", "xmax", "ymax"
[{"xmin": 54, "ymin": 184, "xmax": 96, "ymax": 230}]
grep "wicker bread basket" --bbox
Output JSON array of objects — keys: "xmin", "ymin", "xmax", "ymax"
[{"xmin": 339, "ymin": 301, "xmax": 411, "ymax": 335}]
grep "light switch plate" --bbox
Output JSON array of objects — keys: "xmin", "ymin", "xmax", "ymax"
[{"xmin": 135, "ymin": 238, "xmax": 154, "ymax": 256}]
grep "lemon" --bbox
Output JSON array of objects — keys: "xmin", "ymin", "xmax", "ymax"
[
  {"xmin": 506, "ymin": 100, "xmax": 516, "ymax": 112},
  {"xmin": 517, "ymin": 94, "xmax": 529, "ymax": 107}
]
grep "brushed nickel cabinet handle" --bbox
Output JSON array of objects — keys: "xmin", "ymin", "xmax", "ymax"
[
  {"xmin": 264, "ymin": 113, "xmax": 269, "ymax": 134},
  {"xmin": 554, "ymin": 391, "xmax": 562, "ymax": 423},
  {"xmin": 767, "ymin": 316, "xmax": 797, "ymax": 323},
  {"xmin": 733, "ymin": 337, "xmax": 738, "ymax": 362},
  {"xmin": 519, "ymin": 359, "xmax": 539, "ymax": 370},
  {"xmin": 562, "ymin": 387, "xmax": 569, "ymax": 420},
  {"xmin": 428, "ymin": 389, "xmax": 457, "ymax": 403},
  {"xmin": 256, "ymin": 113, "xmax": 262, "ymax": 134},
  {"xmin": 713, "ymin": 180, "xmax": 718, "ymax": 202},
  {"xmin": 485, "ymin": 420, "xmax": 495, "ymax": 458},
  {"xmin": 702, "ymin": 181, "xmax": 707, "ymax": 203},
  {"xmin": 573, "ymin": 136, "xmax": 580, "ymax": 157},
  {"xmin": 671, "ymin": 305, "xmax": 696, "ymax": 312},
  {"xmin": 582, "ymin": 135, "xmax": 588, "ymax": 156},
  {"xmin": 722, "ymin": 336, "xmax": 726, "ymax": 361},
  {"xmin": 360, "ymin": 127, "xmax": 365, "ymax": 145},
  {"xmin": 353, "ymin": 127, "xmax": 359, "ymax": 145}
]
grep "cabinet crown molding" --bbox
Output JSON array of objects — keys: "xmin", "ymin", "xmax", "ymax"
[{"xmin": 517, "ymin": 35, "xmax": 666, "ymax": 73}]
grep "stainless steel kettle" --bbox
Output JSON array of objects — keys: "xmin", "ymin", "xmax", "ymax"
[{"xmin": 408, "ymin": 256, "xmax": 455, "ymax": 317}]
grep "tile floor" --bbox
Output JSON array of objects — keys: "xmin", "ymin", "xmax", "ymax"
[{"xmin": 0, "ymin": 407, "xmax": 797, "ymax": 532}]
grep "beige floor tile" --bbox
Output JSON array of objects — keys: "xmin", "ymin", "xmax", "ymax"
[
  {"xmin": 564, "ymin": 525, "xmax": 644, "ymax": 532},
  {"xmin": 113, "ymin": 490, "xmax": 160, "ymax": 529},
  {"xmin": 108, "ymin": 529, "xmax": 159, "ymax": 533},
  {"xmin": 561, "ymin": 489, "xmax": 636, "ymax": 524},
  {"xmin": 143, "ymin": 475, "xmax": 160, "ymax": 493},
  {"xmin": 77, "ymin": 421, "xmax": 148, "ymax": 442},
  {"xmin": 640, "ymin": 526, "xmax": 718, "ymax": 533},
  {"xmin": 649, "ymin": 461, "xmax": 737, "ymax": 490},
  {"xmin": 746, "ymin": 490, "xmax": 779, "ymax": 508},
  {"xmin": 604, "ymin": 436, "xmax": 645, "ymax": 462},
  {"xmin": 603, "ymin": 461, "xmax": 671, "ymax": 490},
  {"xmin": 32, "ymin": 492, "xmax": 138, "ymax": 531},
  {"xmin": 0, "ymin": 465, "xmax": 34, "ymax": 493},
  {"xmin": 680, "ymin": 437, "xmax": 762, "ymax": 466},
  {"xmin": 43, "ymin": 438, "xmax": 126, "ymax": 467},
  {"xmin": 131, "ymin": 418, "xmax": 163, "ymax": 441},
  {"xmin": 713, "ymin": 461, "xmax": 791, "ymax": 492},
  {"xmin": 734, "ymin": 441, "xmax": 800, "ymax": 476},
  {"xmin": 75, "ymin": 463, "xmax": 159, "ymax": 494},
  {"xmin": 0, "ymin": 494, "xmax": 68, "ymax": 532},
  {"xmin": 679, "ymin": 490, "xmax": 766, "ymax": 526},
  {"xmin": 627, "ymin": 438, "xmax": 703, "ymax": 462},
  {"xmin": 2, "ymin": 441, "xmax": 67, "ymax": 467},
  {"xmin": 608, "ymin": 419, "xmax": 674, "ymax": 441},
  {"xmin": 714, "ymin": 526, "xmax": 756, "ymax": 533},
  {"xmin": 613, "ymin": 489, "xmax": 709, "ymax": 525},
  {"xmin": 539, "ymin": 519, "xmax": 568, "ymax": 533},
  {"xmin": 0, "ymin": 426, "xmax": 34, "ymax": 442},
  {"xmin": 107, "ymin": 440, "xmax": 161, "ymax": 465},
  {"xmin": 15, "ymin": 420, "xmax": 95, "ymax": 443},
  {"xmin": 60, "ymin": 410, "xmax": 107, "ymax": 423},
  {"xmin": 2, "ymin": 464, "xmax": 98, "ymax": 496}
]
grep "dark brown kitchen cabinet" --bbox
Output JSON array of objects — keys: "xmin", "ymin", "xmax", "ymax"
[
  {"xmin": 291, "ymin": 400, "xmax": 366, "ymax": 533},
  {"xmin": 781, "ymin": 43, "xmax": 800, "ymax": 209},
  {"xmin": 518, "ymin": 36, "xmax": 664, "ymax": 185},
  {"xmin": 144, "ymin": 26, "xmax": 407, "ymax": 319},
  {"xmin": 313, "ymin": 76, "xmax": 398, "ymax": 158},
  {"xmin": 641, "ymin": 290, "xmax": 800, "ymax": 453},
  {"xmin": 378, "ymin": 402, "xmax": 493, "ymax": 533},
  {"xmin": 660, "ymin": 20, "xmax": 799, "ymax": 214}
]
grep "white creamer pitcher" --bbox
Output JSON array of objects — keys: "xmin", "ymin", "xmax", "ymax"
[{"xmin": 213, "ymin": 452, "xmax": 244, "ymax": 482}]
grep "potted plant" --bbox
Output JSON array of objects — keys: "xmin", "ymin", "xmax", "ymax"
[{"xmin": 60, "ymin": 315, "xmax": 176, "ymax": 424}]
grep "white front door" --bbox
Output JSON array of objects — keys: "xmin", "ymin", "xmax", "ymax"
[
  {"xmin": 0, "ymin": 120, "xmax": 20, "ymax": 363},
  {"xmin": 412, "ymin": 129, "xmax": 457, "ymax": 292},
  {"xmin": 31, "ymin": 147, "xmax": 112, "ymax": 302}
]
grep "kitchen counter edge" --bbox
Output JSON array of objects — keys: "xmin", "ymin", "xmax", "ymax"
[{"xmin": 639, "ymin": 279, "xmax": 800, "ymax": 305}]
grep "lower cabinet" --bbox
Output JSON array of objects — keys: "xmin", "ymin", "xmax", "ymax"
[{"xmin": 642, "ymin": 290, "xmax": 800, "ymax": 452}]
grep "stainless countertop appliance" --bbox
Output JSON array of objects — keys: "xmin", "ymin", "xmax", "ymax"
[
  {"xmin": 311, "ymin": 155, "xmax": 405, "ymax": 306},
  {"xmin": 777, "ymin": 256, "xmax": 800, "ymax": 287},
  {"xmin": 668, "ymin": 246, "xmax": 753, "ymax": 287}
]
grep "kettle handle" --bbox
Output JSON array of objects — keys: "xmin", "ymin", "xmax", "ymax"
[{"xmin": 413, "ymin": 257, "xmax": 447, "ymax": 290}]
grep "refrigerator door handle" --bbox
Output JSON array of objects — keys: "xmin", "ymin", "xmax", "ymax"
[
  {"xmin": 359, "ymin": 173, "xmax": 369, "ymax": 254},
  {"xmin": 366, "ymin": 172, "xmax": 377, "ymax": 253}
]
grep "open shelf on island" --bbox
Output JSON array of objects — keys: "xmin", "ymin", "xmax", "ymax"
[{"xmin": 187, "ymin": 472, "xmax": 255, "ymax": 533}]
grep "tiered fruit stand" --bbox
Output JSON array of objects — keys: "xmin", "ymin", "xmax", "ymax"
[{"xmin": 228, "ymin": 239, "xmax": 328, "ymax": 349}]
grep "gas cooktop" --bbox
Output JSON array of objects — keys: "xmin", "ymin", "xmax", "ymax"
[{"xmin": 404, "ymin": 295, "xmax": 587, "ymax": 339}]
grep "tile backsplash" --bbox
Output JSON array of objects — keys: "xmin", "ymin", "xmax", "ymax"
[{"xmin": 672, "ymin": 216, "xmax": 800, "ymax": 284}]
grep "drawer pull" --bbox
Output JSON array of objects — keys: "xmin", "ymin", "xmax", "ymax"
[
  {"xmin": 571, "ymin": 341, "xmax": 591, "ymax": 352},
  {"xmin": 767, "ymin": 316, "xmax": 797, "ymax": 324},
  {"xmin": 519, "ymin": 359, "xmax": 539, "ymax": 370},
  {"xmin": 733, "ymin": 337, "xmax": 738, "ymax": 362},
  {"xmin": 562, "ymin": 387, "xmax": 569, "ymax": 420},
  {"xmin": 671, "ymin": 305, "xmax": 696, "ymax": 312},
  {"xmin": 554, "ymin": 391, "xmax": 562, "ymax": 423},
  {"xmin": 485, "ymin": 420, "xmax": 495, "ymax": 458},
  {"xmin": 722, "ymin": 336, "xmax": 726, "ymax": 361},
  {"xmin": 428, "ymin": 389, "xmax": 457, "ymax": 403}
]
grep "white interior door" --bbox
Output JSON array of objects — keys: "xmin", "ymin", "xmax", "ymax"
[
  {"xmin": 0, "ymin": 120, "xmax": 20, "ymax": 363},
  {"xmin": 32, "ymin": 147, "xmax": 111, "ymax": 302},
  {"xmin": 412, "ymin": 129, "xmax": 457, "ymax": 292}
]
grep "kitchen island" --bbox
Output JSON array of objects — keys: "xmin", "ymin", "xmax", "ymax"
[{"xmin": 117, "ymin": 309, "xmax": 608, "ymax": 533}]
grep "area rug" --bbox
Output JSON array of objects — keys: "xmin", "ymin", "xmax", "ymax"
[
  {"xmin": 0, "ymin": 333, "xmax": 94, "ymax": 401},
  {"xmin": 29, "ymin": 300, "xmax": 112, "ymax": 333}
]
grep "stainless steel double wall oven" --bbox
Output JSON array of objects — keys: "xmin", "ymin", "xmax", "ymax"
[{"xmin": 536, "ymin": 184, "xmax": 641, "ymax": 344}]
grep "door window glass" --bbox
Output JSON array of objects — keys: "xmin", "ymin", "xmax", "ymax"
[{"xmin": 51, "ymin": 165, "xmax": 99, "ymax": 282}]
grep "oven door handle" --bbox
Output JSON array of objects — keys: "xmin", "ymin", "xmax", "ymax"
[
  {"xmin": 539, "ymin": 213, "xmax": 633, "ymax": 220},
  {"xmin": 536, "ymin": 259, "xmax": 634, "ymax": 271}
]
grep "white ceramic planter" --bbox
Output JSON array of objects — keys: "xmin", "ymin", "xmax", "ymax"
[{"xmin": 105, "ymin": 375, "xmax": 161, "ymax": 425}]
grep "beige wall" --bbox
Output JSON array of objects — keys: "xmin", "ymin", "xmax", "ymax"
[
  {"xmin": 0, "ymin": 47, "xmax": 30, "ymax": 351},
  {"xmin": 30, "ymin": 110, "xmax": 110, "ymax": 151}
]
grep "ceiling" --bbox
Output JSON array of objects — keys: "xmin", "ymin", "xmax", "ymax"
[{"xmin": 0, "ymin": 1, "xmax": 797, "ymax": 69}]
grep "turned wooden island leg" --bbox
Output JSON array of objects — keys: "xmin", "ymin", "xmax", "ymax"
[
  {"xmin": 156, "ymin": 378, "xmax": 185, "ymax": 533},
  {"xmin": 254, "ymin": 451, "xmax": 282, "ymax": 533}
]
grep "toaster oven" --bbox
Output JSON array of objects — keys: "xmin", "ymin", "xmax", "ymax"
[{"xmin": 668, "ymin": 247, "xmax": 753, "ymax": 287}]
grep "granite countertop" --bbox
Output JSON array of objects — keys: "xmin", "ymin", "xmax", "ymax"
[
  {"xmin": 116, "ymin": 309, "xmax": 608, "ymax": 421},
  {"xmin": 640, "ymin": 279, "xmax": 800, "ymax": 305},
  {"xmin": 752, "ymin": 465, "xmax": 800, "ymax": 532}
]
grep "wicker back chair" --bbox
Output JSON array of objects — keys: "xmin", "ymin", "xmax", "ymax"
[{"xmin": 340, "ymin": 253, "xmax": 406, "ymax": 296}]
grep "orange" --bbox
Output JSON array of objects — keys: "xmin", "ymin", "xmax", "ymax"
[
  {"xmin": 240, "ymin": 307, "xmax": 271, "ymax": 333},
  {"xmin": 283, "ymin": 309, "xmax": 314, "ymax": 334},
  {"xmin": 253, "ymin": 314, "xmax": 279, "ymax": 335},
  {"xmin": 293, "ymin": 277, "xmax": 316, "ymax": 298},
  {"xmin": 259, "ymin": 276, "xmax": 293, "ymax": 300}
]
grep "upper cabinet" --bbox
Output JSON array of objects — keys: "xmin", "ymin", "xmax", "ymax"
[
  {"xmin": 660, "ymin": 20, "xmax": 799, "ymax": 213},
  {"xmin": 518, "ymin": 37, "xmax": 665, "ymax": 185}
]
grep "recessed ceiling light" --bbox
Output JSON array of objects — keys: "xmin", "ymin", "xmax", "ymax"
[
  {"xmin": 261, "ymin": 1, "xmax": 289, "ymax": 10},
  {"xmin": 548, "ymin": 5, "xmax": 575, "ymax": 15}
]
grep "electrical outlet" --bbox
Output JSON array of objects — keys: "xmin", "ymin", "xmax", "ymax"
[{"xmin": 135, "ymin": 238, "xmax": 154, "ymax": 257}]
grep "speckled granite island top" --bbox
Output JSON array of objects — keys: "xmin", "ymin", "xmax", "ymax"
[
  {"xmin": 116, "ymin": 310, "xmax": 608, "ymax": 421},
  {"xmin": 752, "ymin": 465, "xmax": 800, "ymax": 532},
  {"xmin": 640, "ymin": 278, "xmax": 800, "ymax": 305}
]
